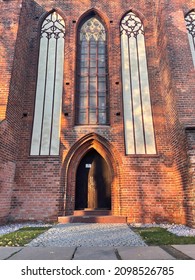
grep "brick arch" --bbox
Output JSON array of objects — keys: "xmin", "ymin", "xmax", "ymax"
[
  {"xmin": 38, "ymin": 8, "xmax": 67, "ymax": 29},
  {"xmin": 63, "ymin": 133, "xmax": 122, "ymax": 216},
  {"xmin": 184, "ymin": 9, "xmax": 195, "ymax": 18},
  {"xmin": 76, "ymin": 8, "xmax": 110, "ymax": 32},
  {"xmin": 119, "ymin": 8, "xmax": 146, "ymax": 27}
]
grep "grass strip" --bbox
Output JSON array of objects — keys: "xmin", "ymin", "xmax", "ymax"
[
  {"xmin": 132, "ymin": 227, "xmax": 195, "ymax": 245},
  {"xmin": 0, "ymin": 227, "xmax": 51, "ymax": 247}
]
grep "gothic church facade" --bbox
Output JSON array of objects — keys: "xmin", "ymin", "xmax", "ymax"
[{"xmin": 1, "ymin": 0, "xmax": 195, "ymax": 227}]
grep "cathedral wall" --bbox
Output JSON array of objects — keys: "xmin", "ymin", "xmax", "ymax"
[
  {"xmin": 1, "ymin": 0, "xmax": 194, "ymax": 225},
  {"xmin": 0, "ymin": 0, "xmax": 26, "ymax": 223},
  {"xmin": 156, "ymin": 0, "xmax": 195, "ymax": 226}
]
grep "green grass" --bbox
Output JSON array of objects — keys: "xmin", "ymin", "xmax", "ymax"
[
  {"xmin": 133, "ymin": 227, "xmax": 195, "ymax": 246},
  {"xmin": 0, "ymin": 227, "xmax": 51, "ymax": 247}
]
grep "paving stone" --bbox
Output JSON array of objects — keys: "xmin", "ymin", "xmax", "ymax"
[
  {"xmin": 0, "ymin": 247, "xmax": 23, "ymax": 260},
  {"xmin": 117, "ymin": 246, "xmax": 175, "ymax": 260},
  {"xmin": 172, "ymin": 245, "xmax": 195, "ymax": 259},
  {"xmin": 9, "ymin": 247, "xmax": 76, "ymax": 260},
  {"xmin": 73, "ymin": 247, "xmax": 118, "ymax": 260}
]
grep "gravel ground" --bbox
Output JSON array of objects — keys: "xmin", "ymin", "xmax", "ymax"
[
  {"xmin": 130, "ymin": 223, "xmax": 195, "ymax": 237},
  {"xmin": 167, "ymin": 225, "xmax": 195, "ymax": 237},
  {"xmin": 27, "ymin": 223, "xmax": 147, "ymax": 247},
  {"xmin": 0, "ymin": 222, "xmax": 195, "ymax": 248}
]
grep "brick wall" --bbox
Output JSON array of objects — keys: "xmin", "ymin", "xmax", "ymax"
[
  {"xmin": 0, "ymin": 0, "xmax": 24, "ymax": 223},
  {"xmin": 0, "ymin": 0, "xmax": 195, "ymax": 226},
  {"xmin": 157, "ymin": 0, "xmax": 195, "ymax": 226}
]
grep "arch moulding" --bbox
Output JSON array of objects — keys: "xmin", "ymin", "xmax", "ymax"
[{"xmin": 63, "ymin": 133, "xmax": 122, "ymax": 216}]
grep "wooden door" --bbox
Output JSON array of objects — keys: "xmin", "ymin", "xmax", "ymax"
[{"xmin": 75, "ymin": 149, "xmax": 111, "ymax": 210}]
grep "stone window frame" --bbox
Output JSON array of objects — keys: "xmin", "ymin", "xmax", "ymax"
[
  {"xmin": 185, "ymin": 9, "xmax": 195, "ymax": 68},
  {"xmin": 30, "ymin": 11, "xmax": 65, "ymax": 156},
  {"xmin": 75, "ymin": 13, "xmax": 109, "ymax": 125},
  {"xmin": 120, "ymin": 11, "xmax": 156, "ymax": 155}
]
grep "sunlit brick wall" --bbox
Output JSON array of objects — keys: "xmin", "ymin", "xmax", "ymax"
[{"xmin": 0, "ymin": 0, "xmax": 194, "ymax": 226}]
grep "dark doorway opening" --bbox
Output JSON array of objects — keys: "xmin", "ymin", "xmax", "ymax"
[{"xmin": 75, "ymin": 149, "xmax": 111, "ymax": 210}]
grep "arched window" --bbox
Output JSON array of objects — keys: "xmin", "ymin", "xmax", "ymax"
[
  {"xmin": 120, "ymin": 12, "xmax": 156, "ymax": 154},
  {"xmin": 76, "ymin": 15, "xmax": 108, "ymax": 125},
  {"xmin": 30, "ymin": 12, "xmax": 65, "ymax": 156},
  {"xmin": 185, "ymin": 10, "xmax": 195, "ymax": 68}
]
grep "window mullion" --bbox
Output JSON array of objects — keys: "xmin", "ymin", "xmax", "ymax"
[
  {"xmin": 128, "ymin": 37, "xmax": 136, "ymax": 154},
  {"xmin": 31, "ymin": 12, "xmax": 65, "ymax": 156},
  {"xmin": 77, "ymin": 16, "xmax": 107, "ymax": 126},
  {"xmin": 49, "ymin": 37, "xmax": 58, "ymax": 155},
  {"xmin": 96, "ymin": 40, "xmax": 99, "ymax": 124},
  {"xmin": 105, "ymin": 42, "xmax": 108, "ymax": 125},
  {"xmin": 87, "ymin": 40, "xmax": 90, "ymax": 125},
  {"xmin": 135, "ymin": 36, "xmax": 147, "ymax": 154},
  {"xmin": 185, "ymin": 12, "xmax": 195, "ymax": 68},
  {"xmin": 121, "ymin": 11, "xmax": 156, "ymax": 154},
  {"xmin": 39, "ymin": 37, "xmax": 50, "ymax": 155}
]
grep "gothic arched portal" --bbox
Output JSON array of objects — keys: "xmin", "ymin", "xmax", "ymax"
[{"xmin": 63, "ymin": 133, "xmax": 121, "ymax": 216}]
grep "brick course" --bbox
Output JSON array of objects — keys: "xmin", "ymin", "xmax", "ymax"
[{"xmin": 0, "ymin": 0, "xmax": 195, "ymax": 226}]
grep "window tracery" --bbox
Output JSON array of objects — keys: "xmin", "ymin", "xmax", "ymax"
[
  {"xmin": 30, "ymin": 12, "xmax": 65, "ymax": 156},
  {"xmin": 120, "ymin": 12, "xmax": 156, "ymax": 154},
  {"xmin": 76, "ymin": 16, "xmax": 108, "ymax": 125},
  {"xmin": 185, "ymin": 11, "xmax": 195, "ymax": 68}
]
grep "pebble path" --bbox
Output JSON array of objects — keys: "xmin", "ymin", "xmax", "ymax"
[
  {"xmin": 27, "ymin": 223, "xmax": 147, "ymax": 247},
  {"xmin": 1, "ymin": 222, "xmax": 195, "ymax": 247}
]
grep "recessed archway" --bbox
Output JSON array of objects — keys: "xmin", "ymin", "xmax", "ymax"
[
  {"xmin": 75, "ymin": 148, "xmax": 112, "ymax": 210},
  {"xmin": 63, "ymin": 133, "xmax": 121, "ymax": 216}
]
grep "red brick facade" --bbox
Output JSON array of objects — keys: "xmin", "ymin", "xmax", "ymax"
[{"xmin": 0, "ymin": 0, "xmax": 195, "ymax": 226}]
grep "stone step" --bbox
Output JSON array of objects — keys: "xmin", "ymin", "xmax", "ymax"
[
  {"xmin": 73, "ymin": 210, "xmax": 111, "ymax": 216},
  {"xmin": 58, "ymin": 215, "xmax": 127, "ymax": 224}
]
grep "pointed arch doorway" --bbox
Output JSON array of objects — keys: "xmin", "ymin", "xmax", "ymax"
[{"xmin": 75, "ymin": 149, "xmax": 111, "ymax": 210}]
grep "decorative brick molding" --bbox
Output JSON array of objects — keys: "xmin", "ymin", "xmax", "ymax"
[{"xmin": 63, "ymin": 133, "xmax": 121, "ymax": 216}]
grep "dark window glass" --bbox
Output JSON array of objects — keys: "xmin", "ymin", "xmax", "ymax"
[{"xmin": 76, "ymin": 16, "xmax": 108, "ymax": 125}]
